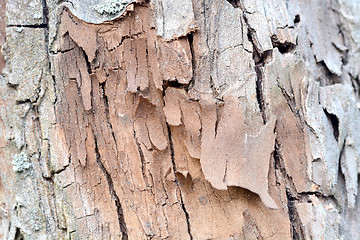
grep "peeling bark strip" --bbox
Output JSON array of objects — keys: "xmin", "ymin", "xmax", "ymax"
[{"xmin": 1, "ymin": 0, "xmax": 360, "ymax": 239}]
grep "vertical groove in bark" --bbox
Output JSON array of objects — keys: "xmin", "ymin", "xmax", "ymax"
[
  {"xmin": 273, "ymin": 139, "xmax": 305, "ymax": 239},
  {"xmin": 187, "ymin": 33, "xmax": 195, "ymax": 91},
  {"xmin": 100, "ymin": 81, "xmax": 120, "ymax": 154},
  {"xmin": 41, "ymin": 0, "xmax": 49, "ymax": 26},
  {"xmin": 93, "ymin": 132, "xmax": 128, "ymax": 240},
  {"xmin": 254, "ymin": 65, "xmax": 266, "ymax": 124},
  {"xmin": 242, "ymin": 11, "xmax": 271, "ymax": 124},
  {"xmin": 167, "ymin": 124, "xmax": 193, "ymax": 240}
]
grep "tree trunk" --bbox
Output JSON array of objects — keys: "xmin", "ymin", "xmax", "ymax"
[{"xmin": 1, "ymin": 0, "xmax": 360, "ymax": 239}]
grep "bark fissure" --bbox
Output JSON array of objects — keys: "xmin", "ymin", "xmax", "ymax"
[
  {"xmin": 243, "ymin": 15, "xmax": 272, "ymax": 124},
  {"xmin": 254, "ymin": 65, "xmax": 267, "ymax": 124},
  {"xmin": 274, "ymin": 139, "xmax": 305, "ymax": 240},
  {"xmin": 93, "ymin": 131, "xmax": 128, "ymax": 240},
  {"xmin": 271, "ymin": 35, "xmax": 296, "ymax": 54},
  {"xmin": 187, "ymin": 33, "xmax": 195, "ymax": 91},
  {"xmin": 285, "ymin": 187, "xmax": 305, "ymax": 240},
  {"xmin": 7, "ymin": 24, "xmax": 48, "ymax": 28},
  {"xmin": 100, "ymin": 82, "xmax": 120, "ymax": 155},
  {"xmin": 133, "ymin": 126, "xmax": 150, "ymax": 189},
  {"xmin": 80, "ymin": 48, "xmax": 92, "ymax": 74},
  {"xmin": 323, "ymin": 109, "xmax": 340, "ymax": 141},
  {"xmin": 42, "ymin": 0, "xmax": 50, "ymax": 60},
  {"xmin": 107, "ymin": 33, "xmax": 144, "ymax": 52},
  {"xmin": 277, "ymin": 84, "xmax": 304, "ymax": 127},
  {"xmin": 166, "ymin": 124, "xmax": 193, "ymax": 240}
]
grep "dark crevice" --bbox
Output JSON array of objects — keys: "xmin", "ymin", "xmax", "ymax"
[
  {"xmin": 274, "ymin": 140, "xmax": 305, "ymax": 240},
  {"xmin": 7, "ymin": 24, "xmax": 48, "ymax": 28},
  {"xmin": 80, "ymin": 47, "xmax": 93, "ymax": 74},
  {"xmin": 15, "ymin": 227, "xmax": 24, "ymax": 240},
  {"xmin": 214, "ymin": 101, "xmax": 224, "ymax": 137},
  {"xmin": 214, "ymin": 106, "xmax": 220, "ymax": 137},
  {"xmin": 7, "ymin": 82, "xmax": 18, "ymax": 90},
  {"xmin": 271, "ymin": 35, "xmax": 296, "ymax": 54},
  {"xmin": 349, "ymin": 75, "xmax": 360, "ymax": 98},
  {"xmin": 249, "ymin": 35, "xmax": 270, "ymax": 124},
  {"xmin": 41, "ymin": 0, "xmax": 49, "ymax": 26},
  {"xmin": 166, "ymin": 125, "xmax": 193, "ymax": 240},
  {"xmin": 340, "ymin": 46, "xmax": 349, "ymax": 67},
  {"xmin": 254, "ymin": 66, "xmax": 267, "ymax": 124},
  {"xmin": 99, "ymin": 82, "xmax": 111, "ymax": 129},
  {"xmin": 93, "ymin": 131, "xmax": 128, "ymax": 240},
  {"xmin": 294, "ymin": 14, "xmax": 301, "ymax": 24},
  {"xmin": 51, "ymin": 47, "xmax": 76, "ymax": 54},
  {"xmin": 323, "ymin": 109, "xmax": 339, "ymax": 141},
  {"xmin": 278, "ymin": 84, "xmax": 304, "ymax": 127},
  {"xmin": 107, "ymin": 32, "xmax": 145, "ymax": 52},
  {"xmin": 226, "ymin": 0, "xmax": 243, "ymax": 8},
  {"xmin": 51, "ymin": 162, "xmax": 70, "ymax": 175},
  {"xmin": 15, "ymin": 99, "xmax": 32, "ymax": 105},
  {"xmin": 187, "ymin": 33, "xmax": 196, "ymax": 92},
  {"xmin": 99, "ymin": 81, "xmax": 121, "ymax": 167},
  {"xmin": 244, "ymin": 15, "xmax": 272, "ymax": 124},
  {"xmin": 286, "ymin": 188, "xmax": 304, "ymax": 240},
  {"xmin": 108, "ymin": 35, "xmax": 131, "ymax": 52},
  {"xmin": 162, "ymin": 80, "xmax": 189, "ymax": 91},
  {"xmin": 49, "ymin": 64, "xmax": 58, "ymax": 104},
  {"xmin": 42, "ymin": 0, "xmax": 50, "ymax": 55},
  {"xmin": 209, "ymin": 76, "xmax": 217, "ymax": 97},
  {"xmin": 133, "ymin": 127, "xmax": 150, "ymax": 190},
  {"xmin": 227, "ymin": 0, "xmax": 270, "ymax": 121},
  {"xmin": 42, "ymin": 0, "xmax": 58, "ymax": 107}
]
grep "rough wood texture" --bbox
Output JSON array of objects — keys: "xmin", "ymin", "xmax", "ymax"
[{"xmin": 1, "ymin": 0, "xmax": 360, "ymax": 239}]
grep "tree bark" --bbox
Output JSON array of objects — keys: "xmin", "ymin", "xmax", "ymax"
[{"xmin": 1, "ymin": 0, "xmax": 360, "ymax": 239}]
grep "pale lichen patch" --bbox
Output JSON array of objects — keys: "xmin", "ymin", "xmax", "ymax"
[
  {"xmin": 93, "ymin": 0, "xmax": 132, "ymax": 15},
  {"xmin": 12, "ymin": 152, "xmax": 32, "ymax": 173}
]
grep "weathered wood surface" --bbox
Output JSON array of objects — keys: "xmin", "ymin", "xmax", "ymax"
[{"xmin": 0, "ymin": 0, "xmax": 360, "ymax": 239}]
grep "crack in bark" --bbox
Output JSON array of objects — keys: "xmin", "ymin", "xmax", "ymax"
[
  {"xmin": 93, "ymin": 130, "xmax": 128, "ymax": 240},
  {"xmin": 242, "ymin": 12, "xmax": 272, "ymax": 124},
  {"xmin": 285, "ymin": 187, "xmax": 305, "ymax": 240},
  {"xmin": 254, "ymin": 65, "xmax": 267, "ymax": 124},
  {"xmin": 187, "ymin": 33, "xmax": 195, "ymax": 92},
  {"xmin": 273, "ymin": 139, "xmax": 305, "ymax": 240},
  {"xmin": 80, "ymin": 47, "xmax": 92, "ymax": 74},
  {"xmin": 166, "ymin": 124, "xmax": 193, "ymax": 240},
  {"xmin": 271, "ymin": 35, "xmax": 296, "ymax": 54},
  {"xmin": 323, "ymin": 109, "xmax": 340, "ymax": 141},
  {"xmin": 107, "ymin": 33, "xmax": 144, "ymax": 52},
  {"xmin": 96, "ymin": 74, "xmax": 133, "ymax": 239},
  {"xmin": 99, "ymin": 81, "xmax": 120, "ymax": 155},
  {"xmin": 7, "ymin": 24, "xmax": 48, "ymax": 28},
  {"xmin": 42, "ymin": 0, "xmax": 50, "ymax": 65},
  {"xmin": 277, "ymin": 84, "xmax": 304, "ymax": 128},
  {"xmin": 133, "ymin": 126, "xmax": 151, "ymax": 190},
  {"xmin": 51, "ymin": 47, "xmax": 76, "ymax": 54}
]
